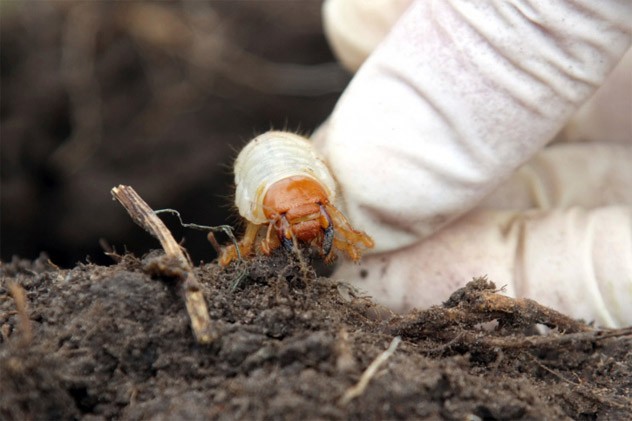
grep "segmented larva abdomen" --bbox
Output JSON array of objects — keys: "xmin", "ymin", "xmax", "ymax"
[{"xmin": 234, "ymin": 131, "xmax": 337, "ymax": 224}]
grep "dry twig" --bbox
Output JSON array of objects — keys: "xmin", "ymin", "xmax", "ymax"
[
  {"xmin": 111, "ymin": 185, "xmax": 217, "ymax": 344},
  {"xmin": 468, "ymin": 291, "xmax": 591, "ymax": 333},
  {"xmin": 389, "ymin": 278, "xmax": 591, "ymax": 341},
  {"xmin": 388, "ymin": 279, "xmax": 632, "ymax": 359}
]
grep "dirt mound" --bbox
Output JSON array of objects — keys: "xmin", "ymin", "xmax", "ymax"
[{"xmin": 2, "ymin": 253, "xmax": 630, "ymax": 420}]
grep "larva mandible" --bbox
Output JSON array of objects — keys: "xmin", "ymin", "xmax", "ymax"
[{"xmin": 219, "ymin": 131, "xmax": 374, "ymax": 266}]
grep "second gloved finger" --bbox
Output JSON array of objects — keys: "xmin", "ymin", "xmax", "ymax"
[
  {"xmin": 480, "ymin": 142, "xmax": 632, "ymax": 210},
  {"xmin": 333, "ymin": 206, "xmax": 632, "ymax": 328}
]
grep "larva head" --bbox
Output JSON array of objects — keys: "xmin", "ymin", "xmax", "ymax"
[
  {"xmin": 233, "ymin": 131, "xmax": 337, "ymax": 225},
  {"xmin": 263, "ymin": 175, "xmax": 330, "ymax": 243}
]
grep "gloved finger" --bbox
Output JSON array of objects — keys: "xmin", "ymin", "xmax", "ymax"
[
  {"xmin": 556, "ymin": 47, "xmax": 632, "ymax": 145},
  {"xmin": 480, "ymin": 142, "xmax": 632, "ymax": 210},
  {"xmin": 322, "ymin": 0, "xmax": 412, "ymax": 72},
  {"xmin": 334, "ymin": 206, "xmax": 632, "ymax": 327},
  {"xmin": 315, "ymin": 0, "xmax": 632, "ymax": 254},
  {"xmin": 324, "ymin": 0, "xmax": 632, "ymax": 144}
]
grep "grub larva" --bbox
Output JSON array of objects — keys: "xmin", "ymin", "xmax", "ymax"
[{"xmin": 219, "ymin": 131, "xmax": 374, "ymax": 265}]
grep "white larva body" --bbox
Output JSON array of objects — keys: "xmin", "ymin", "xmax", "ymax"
[{"xmin": 234, "ymin": 131, "xmax": 337, "ymax": 224}]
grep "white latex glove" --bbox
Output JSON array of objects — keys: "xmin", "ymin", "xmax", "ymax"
[{"xmin": 314, "ymin": 0, "xmax": 632, "ymax": 327}]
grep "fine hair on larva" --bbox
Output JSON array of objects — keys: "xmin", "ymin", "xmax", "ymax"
[{"xmin": 234, "ymin": 131, "xmax": 337, "ymax": 224}]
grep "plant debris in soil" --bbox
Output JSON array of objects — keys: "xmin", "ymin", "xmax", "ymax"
[{"xmin": 1, "ymin": 251, "xmax": 631, "ymax": 420}]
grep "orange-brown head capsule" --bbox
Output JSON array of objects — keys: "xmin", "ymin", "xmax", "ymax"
[{"xmin": 263, "ymin": 176, "xmax": 330, "ymax": 243}]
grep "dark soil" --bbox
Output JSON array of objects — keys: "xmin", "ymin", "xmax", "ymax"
[{"xmin": 2, "ymin": 253, "xmax": 631, "ymax": 420}]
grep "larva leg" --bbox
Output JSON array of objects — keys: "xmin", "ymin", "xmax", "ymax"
[
  {"xmin": 273, "ymin": 215, "xmax": 296, "ymax": 252},
  {"xmin": 260, "ymin": 222, "xmax": 280, "ymax": 255},
  {"xmin": 219, "ymin": 221, "xmax": 261, "ymax": 266},
  {"xmin": 319, "ymin": 205, "xmax": 335, "ymax": 260},
  {"xmin": 325, "ymin": 204, "xmax": 374, "ymax": 247},
  {"xmin": 332, "ymin": 237, "xmax": 360, "ymax": 261},
  {"xmin": 324, "ymin": 203, "xmax": 374, "ymax": 261}
]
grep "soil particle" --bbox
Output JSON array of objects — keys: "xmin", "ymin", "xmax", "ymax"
[{"xmin": 1, "ymin": 253, "xmax": 631, "ymax": 420}]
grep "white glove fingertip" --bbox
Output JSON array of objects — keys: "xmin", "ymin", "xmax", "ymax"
[{"xmin": 322, "ymin": 0, "xmax": 412, "ymax": 72}]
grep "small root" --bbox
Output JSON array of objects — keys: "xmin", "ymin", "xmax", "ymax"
[
  {"xmin": 335, "ymin": 326, "xmax": 356, "ymax": 373},
  {"xmin": 339, "ymin": 336, "xmax": 401, "ymax": 406},
  {"xmin": 7, "ymin": 282, "xmax": 33, "ymax": 346}
]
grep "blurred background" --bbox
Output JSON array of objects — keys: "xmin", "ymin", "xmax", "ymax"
[{"xmin": 1, "ymin": 1, "xmax": 350, "ymax": 267}]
